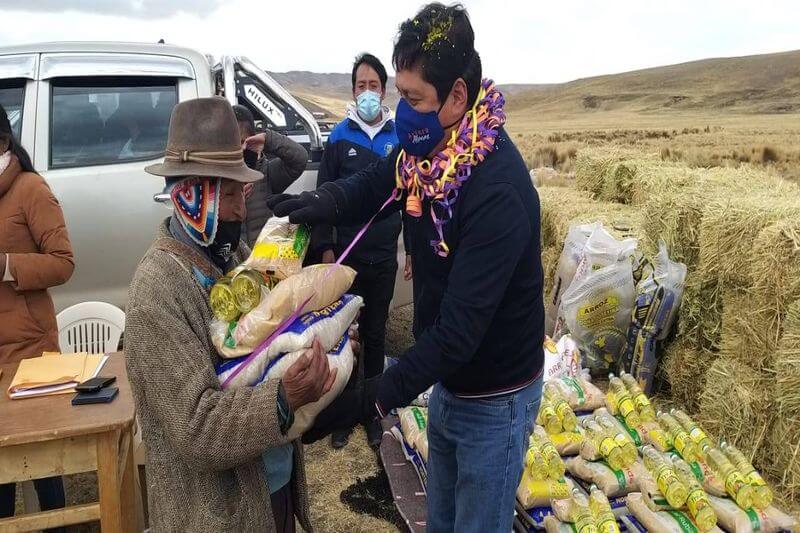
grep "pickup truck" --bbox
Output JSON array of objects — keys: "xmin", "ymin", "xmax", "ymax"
[{"xmin": 0, "ymin": 42, "xmax": 411, "ymax": 312}]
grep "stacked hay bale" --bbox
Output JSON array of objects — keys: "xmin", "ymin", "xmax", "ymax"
[{"xmin": 772, "ymin": 300, "xmax": 800, "ymax": 507}]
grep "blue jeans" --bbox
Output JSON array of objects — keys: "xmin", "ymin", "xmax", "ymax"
[{"xmin": 426, "ymin": 378, "xmax": 542, "ymax": 533}]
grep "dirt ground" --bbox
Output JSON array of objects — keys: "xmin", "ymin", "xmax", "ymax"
[{"xmin": 13, "ymin": 305, "xmax": 415, "ymax": 532}]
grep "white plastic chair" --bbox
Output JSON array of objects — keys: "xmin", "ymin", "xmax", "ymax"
[{"xmin": 56, "ymin": 301, "xmax": 125, "ymax": 354}]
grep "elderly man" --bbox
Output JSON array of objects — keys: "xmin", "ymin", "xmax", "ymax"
[{"xmin": 125, "ymin": 97, "xmax": 358, "ymax": 532}]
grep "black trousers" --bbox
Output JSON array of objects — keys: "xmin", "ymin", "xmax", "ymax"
[
  {"xmin": 345, "ymin": 256, "xmax": 398, "ymax": 379},
  {"xmin": 0, "ymin": 477, "xmax": 66, "ymax": 533}
]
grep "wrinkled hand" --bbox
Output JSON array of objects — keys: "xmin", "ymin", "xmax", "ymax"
[
  {"xmin": 321, "ymin": 249, "xmax": 336, "ymax": 264},
  {"xmin": 267, "ymin": 186, "xmax": 339, "ymax": 225},
  {"xmin": 243, "ymin": 133, "xmax": 266, "ymax": 156},
  {"xmin": 282, "ymin": 337, "xmax": 337, "ymax": 411},
  {"xmin": 348, "ymin": 324, "xmax": 362, "ymax": 362},
  {"xmin": 404, "ymin": 254, "xmax": 413, "ymax": 281}
]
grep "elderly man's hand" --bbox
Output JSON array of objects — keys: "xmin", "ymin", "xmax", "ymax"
[{"xmin": 282, "ymin": 337, "xmax": 337, "ymax": 411}]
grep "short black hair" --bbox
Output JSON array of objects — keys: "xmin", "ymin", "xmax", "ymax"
[
  {"xmin": 232, "ymin": 104, "xmax": 255, "ymax": 135},
  {"xmin": 351, "ymin": 53, "xmax": 388, "ymax": 92},
  {"xmin": 393, "ymin": 3, "xmax": 482, "ymax": 106}
]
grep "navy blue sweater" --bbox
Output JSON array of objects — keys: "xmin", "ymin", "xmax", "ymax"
[{"xmin": 330, "ymin": 128, "xmax": 544, "ymax": 412}]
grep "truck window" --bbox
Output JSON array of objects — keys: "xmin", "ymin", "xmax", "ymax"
[
  {"xmin": 49, "ymin": 77, "xmax": 177, "ymax": 169},
  {"xmin": 0, "ymin": 80, "xmax": 25, "ymax": 140}
]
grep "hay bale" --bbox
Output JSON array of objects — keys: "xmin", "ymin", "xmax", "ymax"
[
  {"xmin": 661, "ymin": 338, "xmax": 719, "ymax": 413},
  {"xmin": 537, "ymin": 186, "xmax": 644, "ymax": 252},
  {"xmin": 697, "ymin": 356, "xmax": 775, "ymax": 464},
  {"xmin": 574, "ymin": 150, "xmax": 617, "ymax": 198},
  {"xmin": 640, "ymin": 181, "xmax": 705, "ymax": 269},
  {"xmin": 772, "ymin": 301, "xmax": 800, "ymax": 505},
  {"xmin": 678, "ymin": 275, "xmax": 730, "ymax": 351}
]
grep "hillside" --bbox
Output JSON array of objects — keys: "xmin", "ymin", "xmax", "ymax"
[{"xmin": 270, "ymin": 49, "xmax": 800, "ymax": 121}]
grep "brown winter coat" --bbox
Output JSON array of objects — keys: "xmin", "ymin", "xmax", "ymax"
[
  {"xmin": 0, "ymin": 155, "xmax": 74, "ymax": 364},
  {"xmin": 124, "ymin": 220, "xmax": 312, "ymax": 532}
]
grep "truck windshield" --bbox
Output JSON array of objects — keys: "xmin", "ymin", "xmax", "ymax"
[{"xmin": 0, "ymin": 81, "xmax": 25, "ymax": 140}]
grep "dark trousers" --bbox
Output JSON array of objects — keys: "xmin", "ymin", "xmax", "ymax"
[
  {"xmin": 346, "ymin": 256, "xmax": 398, "ymax": 379},
  {"xmin": 0, "ymin": 477, "xmax": 66, "ymax": 533},
  {"xmin": 270, "ymin": 483, "xmax": 296, "ymax": 533}
]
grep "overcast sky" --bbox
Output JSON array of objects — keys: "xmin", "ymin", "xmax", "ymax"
[{"xmin": 0, "ymin": 0, "xmax": 798, "ymax": 84}]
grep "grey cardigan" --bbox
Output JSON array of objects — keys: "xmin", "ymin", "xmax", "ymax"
[
  {"xmin": 244, "ymin": 130, "xmax": 308, "ymax": 246},
  {"xmin": 124, "ymin": 221, "xmax": 312, "ymax": 532}
]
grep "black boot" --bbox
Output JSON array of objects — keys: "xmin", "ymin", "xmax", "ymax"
[{"xmin": 331, "ymin": 428, "xmax": 352, "ymax": 449}]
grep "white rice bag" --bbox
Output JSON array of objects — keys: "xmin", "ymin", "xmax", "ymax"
[
  {"xmin": 216, "ymin": 295, "xmax": 363, "ymax": 389},
  {"xmin": 627, "ymin": 493, "xmax": 724, "ymax": 533},
  {"xmin": 565, "ymin": 456, "xmax": 647, "ymax": 497},
  {"xmin": 708, "ymin": 495, "xmax": 799, "ymax": 533},
  {"xmin": 398, "ymin": 406, "xmax": 428, "ymax": 461}
]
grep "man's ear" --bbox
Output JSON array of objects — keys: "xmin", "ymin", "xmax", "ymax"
[{"xmin": 450, "ymin": 78, "xmax": 469, "ymax": 115}]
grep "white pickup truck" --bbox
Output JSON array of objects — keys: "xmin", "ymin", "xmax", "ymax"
[{"xmin": 0, "ymin": 42, "xmax": 411, "ymax": 312}]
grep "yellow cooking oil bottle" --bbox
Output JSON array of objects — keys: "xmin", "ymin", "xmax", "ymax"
[
  {"xmin": 657, "ymin": 411, "xmax": 702, "ymax": 463},
  {"xmin": 702, "ymin": 445, "xmax": 755, "ymax": 510},
  {"xmin": 571, "ymin": 488, "xmax": 600, "ymax": 533},
  {"xmin": 589, "ymin": 484, "xmax": 620, "ymax": 533},
  {"xmin": 607, "ymin": 374, "xmax": 641, "ymax": 428},
  {"xmin": 720, "ymin": 441, "xmax": 772, "ymax": 509},
  {"xmin": 544, "ymin": 381, "xmax": 578, "ymax": 431},
  {"xmin": 619, "ymin": 371, "xmax": 657, "ymax": 422},
  {"xmin": 641, "ymin": 445, "xmax": 689, "ymax": 509},
  {"xmin": 672, "ymin": 456, "xmax": 718, "ymax": 531},
  {"xmin": 583, "ymin": 418, "xmax": 627, "ymax": 471},
  {"xmin": 671, "ymin": 409, "xmax": 714, "ymax": 451}
]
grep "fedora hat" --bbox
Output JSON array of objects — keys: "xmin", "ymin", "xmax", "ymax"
[{"xmin": 145, "ymin": 97, "xmax": 262, "ymax": 183}]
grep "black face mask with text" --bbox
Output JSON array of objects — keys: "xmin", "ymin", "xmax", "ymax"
[{"xmin": 208, "ymin": 220, "xmax": 242, "ymax": 269}]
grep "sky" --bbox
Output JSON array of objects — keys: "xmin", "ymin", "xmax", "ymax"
[{"xmin": 0, "ymin": 0, "xmax": 798, "ymax": 84}]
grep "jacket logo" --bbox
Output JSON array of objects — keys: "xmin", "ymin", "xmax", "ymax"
[
  {"xmin": 384, "ymin": 143, "xmax": 394, "ymax": 156},
  {"xmin": 348, "ymin": 148, "xmax": 358, "ymax": 157}
]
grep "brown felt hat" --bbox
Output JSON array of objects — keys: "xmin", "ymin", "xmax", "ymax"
[{"xmin": 145, "ymin": 97, "xmax": 262, "ymax": 183}]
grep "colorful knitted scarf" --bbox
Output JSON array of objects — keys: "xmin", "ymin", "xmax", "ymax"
[
  {"xmin": 395, "ymin": 79, "xmax": 506, "ymax": 257},
  {"xmin": 167, "ymin": 177, "xmax": 221, "ymax": 246}
]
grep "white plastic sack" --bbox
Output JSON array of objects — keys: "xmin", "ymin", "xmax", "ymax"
[
  {"xmin": 217, "ymin": 295, "xmax": 363, "ymax": 389},
  {"xmin": 544, "ymin": 335, "xmax": 582, "ymax": 382},
  {"xmin": 244, "ymin": 217, "xmax": 309, "ymax": 280},
  {"xmin": 560, "ymin": 261, "xmax": 635, "ymax": 370},
  {"xmin": 229, "ymin": 334, "xmax": 354, "ymax": 441},
  {"xmin": 650, "ymin": 241, "xmax": 687, "ymax": 340},
  {"xmin": 546, "ymin": 223, "xmax": 599, "ymax": 336},
  {"xmin": 572, "ymin": 226, "xmax": 638, "ymax": 285}
]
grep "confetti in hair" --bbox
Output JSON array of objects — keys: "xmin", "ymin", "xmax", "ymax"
[{"xmin": 422, "ymin": 14, "xmax": 453, "ymax": 51}]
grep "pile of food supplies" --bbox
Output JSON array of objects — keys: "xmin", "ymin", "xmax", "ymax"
[{"xmin": 206, "ymin": 218, "xmax": 362, "ymax": 439}]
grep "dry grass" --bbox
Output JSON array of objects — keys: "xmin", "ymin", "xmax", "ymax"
[
  {"xmin": 660, "ymin": 339, "xmax": 718, "ymax": 414},
  {"xmin": 772, "ymin": 301, "xmax": 800, "ymax": 505}
]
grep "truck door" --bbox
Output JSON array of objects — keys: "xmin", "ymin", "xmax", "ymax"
[
  {"xmin": 217, "ymin": 56, "xmax": 324, "ymax": 194},
  {"xmin": 34, "ymin": 53, "xmax": 198, "ymax": 310}
]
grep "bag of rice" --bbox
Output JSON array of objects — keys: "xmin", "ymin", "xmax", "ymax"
[
  {"xmin": 221, "ymin": 333, "xmax": 354, "ymax": 440},
  {"xmin": 216, "ymin": 295, "xmax": 363, "ymax": 387},
  {"xmin": 560, "ymin": 261, "xmax": 636, "ymax": 371},
  {"xmin": 550, "ymin": 429, "xmax": 586, "ymax": 456},
  {"xmin": 544, "ymin": 336, "xmax": 583, "ymax": 382},
  {"xmin": 555, "ymin": 373, "xmax": 605, "ymax": 412},
  {"xmin": 225, "ymin": 264, "xmax": 356, "ymax": 357},
  {"xmin": 543, "ymin": 515, "xmax": 576, "ymax": 533},
  {"xmin": 244, "ymin": 217, "xmax": 309, "ymax": 280},
  {"xmin": 627, "ymin": 493, "xmax": 724, "ymax": 533},
  {"xmin": 564, "ymin": 456, "xmax": 645, "ymax": 497},
  {"xmin": 708, "ymin": 495, "xmax": 798, "ymax": 533},
  {"xmin": 546, "ymin": 222, "xmax": 600, "ymax": 336},
  {"xmin": 516, "ymin": 468, "xmax": 572, "ymax": 509},
  {"xmin": 398, "ymin": 406, "xmax": 428, "ymax": 462}
]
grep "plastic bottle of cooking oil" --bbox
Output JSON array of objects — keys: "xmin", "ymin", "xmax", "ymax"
[
  {"xmin": 571, "ymin": 488, "xmax": 600, "ymax": 533},
  {"xmin": 589, "ymin": 484, "xmax": 620, "ymax": 533},
  {"xmin": 607, "ymin": 374, "xmax": 641, "ymax": 428},
  {"xmin": 641, "ymin": 445, "xmax": 689, "ymax": 509},
  {"xmin": 231, "ymin": 268, "xmax": 270, "ymax": 313},
  {"xmin": 535, "ymin": 425, "xmax": 566, "ymax": 479},
  {"xmin": 657, "ymin": 411, "xmax": 702, "ymax": 463},
  {"xmin": 525, "ymin": 437, "xmax": 549, "ymax": 481},
  {"xmin": 720, "ymin": 441, "xmax": 772, "ymax": 509},
  {"xmin": 537, "ymin": 396, "xmax": 564, "ymax": 434},
  {"xmin": 620, "ymin": 371, "xmax": 657, "ymax": 422},
  {"xmin": 671, "ymin": 409, "xmax": 714, "ymax": 451},
  {"xmin": 583, "ymin": 418, "xmax": 627, "ymax": 471},
  {"xmin": 595, "ymin": 414, "xmax": 637, "ymax": 467},
  {"xmin": 702, "ymin": 445, "xmax": 755, "ymax": 510},
  {"xmin": 672, "ymin": 456, "xmax": 718, "ymax": 531},
  {"xmin": 544, "ymin": 381, "xmax": 578, "ymax": 431}
]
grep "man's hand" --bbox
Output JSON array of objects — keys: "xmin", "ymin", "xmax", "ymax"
[
  {"xmin": 282, "ymin": 337, "xmax": 337, "ymax": 411},
  {"xmin": 243, "ymin": 183, "xmax": 255, "ymax": 199},
  {"xmin": 267, "ymin": 184, "xmax": 340, "ymax": 224},
  {"xmin": 243, "ymin": 133, "xmax": 266, "ymax": 156},
  {"xmin": 321, "ymin": 249, "xmax": 336, "ymax": 264},
  {"xmin": 404, "ymin": 254, "xmax": 413, "ymax": 281}
]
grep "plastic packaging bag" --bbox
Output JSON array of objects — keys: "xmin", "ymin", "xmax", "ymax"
[
  {"xmin": 399, "ymin": 406, "xmax": 429, "ymax": 463},
  {"xmin": 221, "ymin": 264, "xmax": 356, "ymax": 357},
  {"xmin": 565, "ymin": 456, "xmax": 647, "ymax": 497},
  {"xmin": 554, "ymin": 372, "xmax": 606, "ymax": 412},
  {"xmin": 216, "ymin": 295, "xmax": 363, "ymax": 389},
  {"xmin": 549, "ymin": 429, "xmax": 586, "ymax": 456},
  {"xmin": 544, "ymin": 336, "xmax": 582, "ymax": 382},
  {"xmin": 244, "ymin": 217, "xmax": 309, "ymax": 280},
  {"xmin": 516, "ymin": 468, "xmax": 572, "ymax": 508},
  {"xmin": 627, "ymin": 493, "xmax": 724, "ymax": 533},
  {"xmin": 571, "ymin": 226, "xmax": 638, "ymax": 285},
  {"xmin": 708, "ymin": 495, "xmax": 798, "ymax": 533},
  {"xmin": 546, "ymin": 222, "xmax": 600, "ymax": 336},
  {"xmin": 220, "ymin": 334, "xmax": 354, "ymax": 440},
  {"xmin": 560, "ymin": 261, "xmax": 635, "ymax": 371}
]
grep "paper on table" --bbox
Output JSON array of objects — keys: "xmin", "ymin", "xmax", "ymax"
[{"xmin": 8, "ymin": 354, "xmax": 109, "ymax": 399}]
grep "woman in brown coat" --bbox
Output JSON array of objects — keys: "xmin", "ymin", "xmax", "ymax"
[
  {"xmin": 0, "ymin": 104, "xmax": 73, "ymax": 527},
  {"xmin": 0, "ymin": 105, "xmax": 74, "ymax": 364}
]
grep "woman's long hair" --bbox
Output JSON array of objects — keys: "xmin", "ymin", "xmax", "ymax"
[{"xmin": 0, "ymin": 103, "xmax": 36, "ymax": 173}]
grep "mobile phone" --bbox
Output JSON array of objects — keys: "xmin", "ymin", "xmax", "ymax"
[
  {"xmin": 75, "ymin": 376, "xmax": 116, "ymax": 393},
  {"xmin": 72, "ymin": 387, "xmax": 119, "ymax": 406}
]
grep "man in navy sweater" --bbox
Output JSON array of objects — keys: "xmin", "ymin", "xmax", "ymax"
[{"xmin": 270, "ymin": 4, "xmax": 544, "ymax": 530}]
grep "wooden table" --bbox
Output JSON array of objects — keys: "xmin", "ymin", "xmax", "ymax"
[{"xmin": 0, "ymin": 352, "xmax": 136, "ymax": 532}]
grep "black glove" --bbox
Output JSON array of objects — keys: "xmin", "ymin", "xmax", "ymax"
[{"xmin": 267, "ymin": 182, "xmax": 344, "ymax": 225}]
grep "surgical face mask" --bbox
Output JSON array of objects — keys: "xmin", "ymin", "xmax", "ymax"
[{"xmin": 356, "ymin": 90, "xmax": 382, "ymax": 122}]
